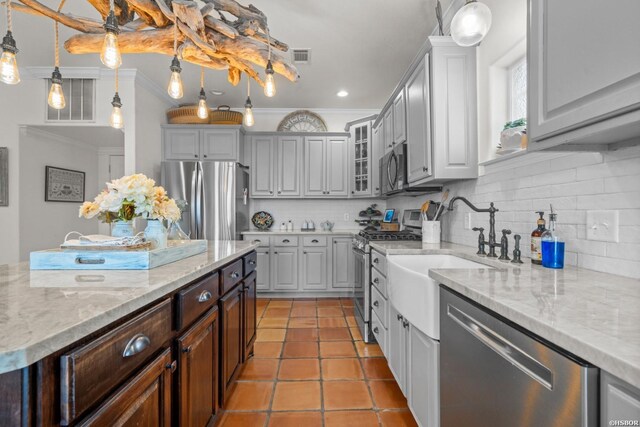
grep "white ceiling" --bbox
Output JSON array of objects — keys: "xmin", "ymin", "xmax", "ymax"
[{"xmin": 11, "ymin": 0, "xmax": 452, "ymax": 109}]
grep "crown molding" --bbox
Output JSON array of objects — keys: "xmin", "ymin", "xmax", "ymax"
[
  {"xmin": 430, "ymin": 0, "xmax": 466, "ymax": 36},
  {"xmin": 23, "ymin": 67, "xmax": 137, "ymax": 80},
  {"xmin": 20, "ymin": 126, "xmax": 99, "ymax": 152},
  {"xmin": 133, "ymin": 69, "xmax": 179, "ymax": 107},
  {"xmin": 241, "ymin": 108, "xmax": 380, "ymax": 115}
]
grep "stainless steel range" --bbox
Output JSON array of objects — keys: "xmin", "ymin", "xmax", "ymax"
[{"xmin": 351, "ymin": 211, "xmax": 422, "ymax": 343}]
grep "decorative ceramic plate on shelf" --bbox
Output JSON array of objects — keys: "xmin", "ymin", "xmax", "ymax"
[{"xmin": 251, "ymin": 211, "xmax": 274, "ymax": 230}]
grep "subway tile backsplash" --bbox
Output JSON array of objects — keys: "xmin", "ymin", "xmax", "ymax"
[
  {"xmin": 388, "ymin": 145, "xmax": 640, "ymax": 279},
  {"xmin": 249, "ymin": 198, "xmax": 387, "ymax": 231}
]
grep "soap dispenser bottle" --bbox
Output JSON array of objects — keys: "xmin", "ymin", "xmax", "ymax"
[
  {"xmin": 530, "ymin": 211, "xmax": 546, "ymax": 265},
  {"xmin": 541, "ymin": 206, "xmax": 564, "ymax": 269}
]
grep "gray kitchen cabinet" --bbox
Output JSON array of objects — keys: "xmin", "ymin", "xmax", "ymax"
[
  {"xmin": 388, "ymin": 303, "xmax": 408, "ymax": 395},
  {"xmin": 383, "ymin": 108, "xmax": 394, "ymax": 154},
  {"xmin": 201, "ymin": 129, "xmax": 238, "ymax": 160},
  {"xmin": 331, "ymin": 237, "xmax": 355, "ymax": 289},
  {"xmin": 162, "ymin": 126, "xmax": 242, "ymax": 161},
  {"xmin": 347, "ymin": 118, "xmax": 375, "ymax": 198},
  {"xmin": 393, "ymin": 89, "xmax": 407, "ymax": 144},
  {"xmin": 304, "ymin": 137, "xmax": 349, "ymax": 198},
  {"xmin": 276, "ymin": 136, "xmax": 303, "ymax": 197},
  {"xmin": 255, "ymin": 248, "xmax": 271, "ymax": 291},
  {"xmin": 271, "ymin": 247, "xmax": 299, "ymax": 291},
  {"xmin": 408, "ymin": 323, "xmax": 439, "ymax": 427},
  {"xmin": 371, "ymin": 122, "xmax": 382, "ymax": 196},
  {"xmin": 163, "ymin": 129, "xmax": 201, "ymax": 160},
  {"xmin": 300, "ymin": 247, "xmax": 328, "ymax": 290},
  {"xmin": 326, "ymin": 137, "xmax": 349, "ymax": 197},
  {"xmin": 250, "ymin": 135, "xmax": 276, "ymax": 197},
  {"xmin": 304, "ymin": 137, "xmax": 326, "ymax": 197},
  {"xmin": 601, "ymin": 371, "xmax": 640, "ymax": 425},
  {"xmin": 406, "ymin": 56, "xmax": 433, "ymax": 184},
  {"xmin": 528, "ymin": 0, "xmax": 640, "ymax": 150}
]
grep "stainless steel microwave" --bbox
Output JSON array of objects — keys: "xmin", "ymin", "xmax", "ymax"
[{"xmin": 381, "ymin": 143, "xmax": 441, "ymax": 196}]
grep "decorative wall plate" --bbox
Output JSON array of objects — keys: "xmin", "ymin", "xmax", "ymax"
[
  {"xmin": 277, "ymin": 110, "xmax": 328, "ymax": 132},
  {"xmin": 251, "ymin": 211, "xmax": 274, "ymax": 230}
]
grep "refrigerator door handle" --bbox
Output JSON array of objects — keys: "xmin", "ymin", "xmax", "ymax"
[
  {"xmin": 196, "ymin": 162, "xmax": 204, "ymax": 240},
  {"xmin": 190, "ymin": 165, "xmax": 198, "ymax": 240}
]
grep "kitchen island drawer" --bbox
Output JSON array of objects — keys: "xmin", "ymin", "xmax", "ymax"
[
  {"xmin": 371, "ymin": 311, "xmax": 387, "ymax": 357},
  {"xmin": 247, "ymin": 236, "xmax": 270, "ymax": 247},
  {"xmin": 243, "ymin": 251, "xmax": 258, "ymax": 276},
  {"xmin": 371, "ymin": 267, "xmax": 387, "ymax": 298},
  {"xmin": 303, "ymin": 236, "xmax": 327, "ymax": 247},
  {"xmin": 371, "ymin": 250, "xmax": 387, "ymax": 276},
  {"xmin": 60, "ymin": 299, "xmax": 173, "ymax": 425},
  {"xmin": 221, "ymin": 259, "xmax": 244, "ymax": 295},
  {"xmin": 371, "ymin": 285, "xmax": 388, "ymax": 328},
  {"xmin": 176, "ymin": 272, "xmax": 219, "ymax": 330},
  {"xmin": 273, "ymin": 236, "xmax": 299, "ymax": 247}
]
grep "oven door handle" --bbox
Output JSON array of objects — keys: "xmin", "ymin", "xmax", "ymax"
[{"xmin": 386, "ymin": 154, "xmax": 394, "ymax": 190}]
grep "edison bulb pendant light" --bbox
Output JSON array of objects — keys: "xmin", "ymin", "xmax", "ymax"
[
  {"xmin": 100, "ymin": 11, "xmax": 121, "ymax": 69},
  {"xmin": 264, "ymin": 60, "xmax": 276, "ymax": 97},
  {"xmin": 243, "ymin": 96, "xmax": 254, "ymax": 127},
  {"xmin": 110, "ymin": 92, "xmax": 124, "ymax": 129},
  {"xmin": 47, "ymin": 67, "xmax": 66, "ymax": 109},
  {"xmin": 0, "ymin": 31, "xmax": 20, "ymax": 85},
  {"xmin": 197, "ymin": 88, "xmax": 209, "ymax": 120},
  {"xmin": 167, "ymin": 56, "xmax": 183, "ymax": 99},
  {"xmin": 450, "ymin": 0, "xmax": 492, "ymax": 47}
]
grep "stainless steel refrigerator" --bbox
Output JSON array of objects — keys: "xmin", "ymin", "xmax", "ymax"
[{"xmin": 161, "ymin": 161, "xmax": 250, "ymax": 240}]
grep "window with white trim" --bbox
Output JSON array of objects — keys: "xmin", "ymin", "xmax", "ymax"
[
  {"xmin": 46, "ymin": 78, "xmax": 95, "ymax": 122},
  {"xmin": 508, "ymin": 57, "xmax": 527, "ymax": 122}
]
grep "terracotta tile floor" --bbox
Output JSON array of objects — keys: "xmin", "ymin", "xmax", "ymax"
[{"xmin": 216, "ymin": 298, "xmax": 418, "ymax": 427}]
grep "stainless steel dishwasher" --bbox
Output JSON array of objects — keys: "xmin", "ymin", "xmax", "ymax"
[{"xmin": 440, "ymin": 286, "xmax": 598, "ymax": 427}]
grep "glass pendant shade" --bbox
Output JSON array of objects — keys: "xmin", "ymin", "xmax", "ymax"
[
  {"xmin": 264, "ymin": 60, "xmax": 276, "ymax": 97},
  {"xmin": 167, "ymin": 56, "xmax": 183, "ymax": 99},
  {"xmin": 47, "ymin": 67, "xmax": 65, "ymax": 109},
  {"xmin": 101, "ymin": 32, "xmax": 121, "ymax": 69},
  {"xmin": 243, "ymin": 97, "xmax": 254, "ymax": 127},
  {"xmin": 0, "ymin": 31, "xmax": 20, "ymax": 85},
  {"xmin": 197, "ymin": 88, "xmax": 208, "ymax": 119},
  {"xmin": 0, "ymin": 50, "xmax": 19, "ymax": 84},
  {"xmin": 450, "ymin": 0, "xmax": 492, "ymax": 47},
  {"xmin": 110, "ymin": 92, "xmax": 123, "ymax": 129}
]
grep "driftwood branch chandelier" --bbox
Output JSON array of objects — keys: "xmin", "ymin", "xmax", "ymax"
[{"xmin": 0, "ymin": 0, "xmax": 299, "ymax": 128}]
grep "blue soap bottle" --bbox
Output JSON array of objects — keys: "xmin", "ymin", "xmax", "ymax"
[{"xmin": 541, "ymin": 209, "xmax": 564, "ymax": 269}]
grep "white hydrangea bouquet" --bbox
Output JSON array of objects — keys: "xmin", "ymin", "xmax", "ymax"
[{"xmin": 79, "ymin": 174, "xmax": 181, "ymax": 223}]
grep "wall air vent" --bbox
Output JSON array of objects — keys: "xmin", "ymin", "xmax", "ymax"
[
  {"xmin": 46, "ymin": 78, "xmax": 95, "ymax": 122},
  {"xmin": 292, "ymin": 49, "xmax": 311, "ymax": 64}
]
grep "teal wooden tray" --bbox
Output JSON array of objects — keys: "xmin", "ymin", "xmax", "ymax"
[{"xmin": 30, "ymin": 240, "xmax": 207, "ymax": 270}]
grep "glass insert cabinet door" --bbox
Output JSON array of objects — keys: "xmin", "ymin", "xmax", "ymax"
[{"xmin": 352, "ymin": 122, "xmax": 370, "ymax": 196}]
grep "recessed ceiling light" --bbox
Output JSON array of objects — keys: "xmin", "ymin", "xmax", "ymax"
[
  {"xmin": 210, "ymin": 89, "xmax": 225, "ymax": 96},
  {"xmin": 337, "ymin": 90, "xmax": 349, "ymax": 97}
]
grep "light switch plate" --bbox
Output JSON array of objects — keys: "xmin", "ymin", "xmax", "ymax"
[
  {"xmin": 586, "ymin": 210, "xmax": 619, "ymax": 242},
  {"xmin": 344, "ymin": 213, "xmax": 350, "ymax": 221}
]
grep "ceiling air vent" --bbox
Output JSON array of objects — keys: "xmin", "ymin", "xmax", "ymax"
[
  {"xmin": 46, "ymin": 78, "xmax": 95, "ymax": 122},
  {"xmin": 292, "ymin": 49, "xmax": 311, "ymax": 64}
]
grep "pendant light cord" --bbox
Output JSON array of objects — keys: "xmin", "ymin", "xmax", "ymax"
[
  {"xmin": 247, "ymin": 74, "xmax": 250, "ymax": 97},
  {"xmin": 266, "ymin": 27, "xmax": 271, "ymax": 61},
  {"xmin": 200, "ymin": 66, "xmax": 204, "ymax": 88},
  {"xmin": 6, "ymin": 0, "xmax": 12, "ymax": 31},
  {"xmin": 115, "ymin": 66, "xmax": 118, "ymax": 92},
  {"xmin": 173, "ymin": 18, "xmax": 178, "ymax": 56},
  {"xmin": 54, "ymin": 0, "xmax": 66, "ymax": 68}
]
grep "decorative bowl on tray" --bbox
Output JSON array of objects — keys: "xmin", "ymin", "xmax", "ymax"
[{"xmin": 251, "ymin": 211, "xmax": 274, "ymax": 230}]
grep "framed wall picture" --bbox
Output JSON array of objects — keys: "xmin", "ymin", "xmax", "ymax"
[
  {"xmin": 45, "ymin": 166, "xmax": 85, "ymax": 203},
  {"xmin": 0, "ymin": 147, "xmax": 7, "ymax": 207}
]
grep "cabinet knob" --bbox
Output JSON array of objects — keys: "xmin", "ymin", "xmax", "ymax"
[
  {"xmin": 373, "ymin": 258, "xmax": 379, "ymax": 264},
  {"xmin": 312, "ymin": 239, "xmax": 319, "ymax": 243},
  {"xmin": 230, "ymin": 272, "xmax": 240, "ymax": 279},
  {"xmin": 166, "ymin": 360, "xmax": 177, "ymax": 372},
  {"xmin": 351, "ymin": 191, "xmax": 354, "ymax": 194},
  {"xmin": 373, "ymin": 300, "xmax": 379, "ymax": 307},
  {"xmin": 278, "ymin": 190, "xmax": 282, "ymax": 194},
  {"xmin": 303, "ymin": 251, "xmax": 307, "ymax": 254},
  {"xmin": 269, "ymin": 191, "xmax": 273, "ymax": 194},
  {"xmin": 397, "ymin": 314, "xmax": 403, "ymax": 321},
  {"xmin": 194, "ymin": 154, "xmax": 198, "ymax": 158},
  {"xmin": 373, "ymin": 327, "xmax": 379, "ymax": 334},
  {"xmin": 182, "ymin": 346, "xmax": 192, "ymax": 354},
  {"xmin": 373, "ymin": 277, "xmax": 379, "ymax": 284},
  {"xmin": 402, "ymin": 320, "xmax": 409, "ymax": 329},
  {"xmin": 203, "ymin": 154, "xmax": 208, "ymax": 158},
  {"xmin": 274, "ymin": 251, "xmax": 278, "ymax": 254}
]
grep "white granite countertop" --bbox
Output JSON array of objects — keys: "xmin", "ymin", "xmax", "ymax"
[
  {"xmin": 0, "ymin": 240, "xmax": 258, "ymax": 375},
  {"xmin": 370, "ymin": 241, "xmax": 640, "ymax": 388},
  {"xmin": 243, "ymin": 229, "xmax": 359, "ymax": 235}
]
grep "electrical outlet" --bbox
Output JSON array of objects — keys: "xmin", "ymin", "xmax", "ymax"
[
  {"xmin": 586, "ymin": 210, "xmax": 619, "ymax": 242},
  {"xmin": 464, "ymin": 213, "xmax": 472, "ymax": 230},
  {"xmin": 344, "ymin": 213, "xmax": 350, "ymax": 221}
]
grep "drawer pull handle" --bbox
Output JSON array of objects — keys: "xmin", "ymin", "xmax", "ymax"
[
  {"xmin": 166, "ymin": 361, "xmax": 177, "ymax": 372},
  {"xmin": 198, "ymin": 290, "xmax": 212, "ymax": 303},
  {"xmin": 373, "ymin": 278, "xmax": 379, "ymax": 284},
  {"xmin": 252, "ymin": 239, "xmax": 262, "ymax": 244},
  {"xmin": 397, "ymin": 314, "xmax": 403, "ymax": 321},
  {"xmin": 249, "ymin": 260, "xmax": 256, "ymax": 266},
  {"xmin": 312, "ymin": 239, "xmax": 319, "ymax": 243},
  {"xmin": 373, "ymin": 300, "xmax": 379, "ymax": 307},
  {"xmin": 75, "ymin": 257, "xmax": 105, "ymax": 265},
  {"xmin": 123, "ymin": 334, "xmax": 151, "ymax": 358},
  {"xmin": 402, "ymin": 320, "xmax": 409, "ymax": 329},
  {"xmin": 373, "ymin": 327, "xmax": 379, "ymax": 334},
  {"xmin": 283, "ymin": 239, "xmax": 290, "ymax": 243},
  {"xmin": 373, "ymin": 258, "xmax": 379, "ymax": 264},
  {"xmin": 230, "ymin": 272, "xmax": 240, "ymax": 279},
  {"xmin": 183, "ymin": 346, "xmax": 192, "ymax": 354}
]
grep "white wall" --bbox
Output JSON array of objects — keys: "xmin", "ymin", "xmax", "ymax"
[
  {"xmin": 249, "ymin": 198, "xmax": 386, "ymax": 231},
  {"xmin": 242, "ymin": 108, "xmax": 378, "ymax": 132},
  {"xmin": 476, "ymin": 0, "xmax": 528, "ymax": 163},
  {"xmin": 134, "ymin": 82, "xmax": 171, "ymax": 182},
  {"xmin": 388, "ymin": 147, "xmax": 640, "ymax": 279},
  {"xmin": 18, "ymin": 127, "xmax": 100, "ymax": 260}
]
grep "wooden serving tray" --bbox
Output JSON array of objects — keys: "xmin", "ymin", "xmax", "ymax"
[
  {"xmin": 60, "ymin": 242, "xmax": 152, "ymax": 251},
  {"xmin": 30, "ymin": 240, "xmax": 207, "ymax": 270}
]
